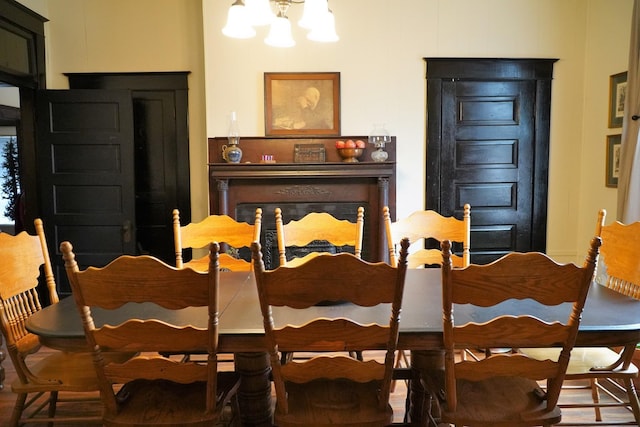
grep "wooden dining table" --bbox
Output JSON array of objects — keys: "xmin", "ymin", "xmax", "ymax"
[{"xmin": 26, "ymin": 269, "xmax": 640, "ymax": 426}]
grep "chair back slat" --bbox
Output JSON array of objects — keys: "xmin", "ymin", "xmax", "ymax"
[
  {"xmin": 450, "ymin": 254, "xmax": 592, "ymax": 307},
  {"xmin": 0, "ymin": 232, "xmax": 43, "ymax": 299},
  {"xmin": 94, "ymin": 321, "xmax": 209, "ymax": 353},
  {"xmin": 280, "ymin": 356, "xmax": 385, "ymax": 384},
  {"xmin": 454, "ymin": 316, "xmax": 571, "ymax": 349},
  {"xmin": 275, "ymin": 320, "xmax": 390, "ymax": 352},
  {"xmin": 71, "ymin": 256, "xmax": 210, "ymax": 309},
  {"xmin": 454, "ymin": 356, "xmax": 559, "ymax": 382},
  {"xmin": 258, "ymin": 254, "xmax": 399, "ymax": 308},
  {"xmin": 276, "ymin": 207, "xmax": 364, "ymax": 267},
  {"xmin": 600, "ymin": 220, "xmax": 640, "ymax": 296},
  {"xmin": 104, "ymin": 357, "xmax": 209, "ymax": 385}
]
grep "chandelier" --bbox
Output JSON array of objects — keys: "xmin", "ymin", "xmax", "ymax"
[{"xmin": 222, "ymin": 0, "xmax": 339, "ymax": 48}]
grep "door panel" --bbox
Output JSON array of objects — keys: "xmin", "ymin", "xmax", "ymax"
[
  {"xmin": 36, "ymin": 89, "xmax": 136, "ymax": 295},
  {"xmin": 441, "ymin": 80, "xmax": 534, "ymax": 261}
]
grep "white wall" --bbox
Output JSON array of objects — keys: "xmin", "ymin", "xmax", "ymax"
[
  {"xmin": 20, "ymin": 0, "xmax": 634, "ymax": 263},
  {"xmin": 578, "ymin": 1, "xmax": 633, "ymax": 254}
]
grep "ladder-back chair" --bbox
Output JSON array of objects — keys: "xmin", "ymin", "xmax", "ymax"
[
  {"xmin": 521, "ymin": 209, "xmax": 640, "ymax": 425},
  {"xmin": 384, "ymin": 204, "xmax": 470, "ymax": 268},
  {"xmin": 383, "ymin": 204, "xmax": 471, "ymax": 390},
  {"xmin": 0, "ymin": 219, "xmax": 129, "ymax": 426},
  {"xmin": 173, "ymin": 208, "xmax": 262, "ymax": 271},
  {"xmin": 63, "ymin": 241, "xmax": 240, "ymax": 426},
  {"xmin": 438, "ymin": 237, "xmax": 600, "ymax": 426},
  {"xmin": 251, "ymin": 238, "xmax": 409, "ymax": 426}
]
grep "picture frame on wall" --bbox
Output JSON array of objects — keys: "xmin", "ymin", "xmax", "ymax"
[
  {"xmin": 608, "ymin": 71, "xmax": 627, "ymax": 128},
  {"xmin": 606, "ymin": 134, "xmax": 622, "ymax": 188},
  {"xmin": 264, "ymin": 72, "xmax": 340, "ymax": 137}
]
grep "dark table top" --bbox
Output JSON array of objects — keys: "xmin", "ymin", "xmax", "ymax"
[{"xmin": 27, "ymin": 269, "xmax": 640, "ymax": 352}]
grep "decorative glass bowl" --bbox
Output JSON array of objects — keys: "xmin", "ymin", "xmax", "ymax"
[{"xmin": 337, "ymin": 148, "xmax": 364, "ymax": 162}]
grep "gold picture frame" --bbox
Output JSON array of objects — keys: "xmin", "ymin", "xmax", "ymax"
[
  {"xmin": 606, "ymin": 134, "xmax": 622, "ymax": 188},
  {"xmin": 264, "ymin": 72, "xmax": 340, "ymax": 136},
  {"xmin": 608, "ymin": 71, "xmax": 627, "ymax": 128}
]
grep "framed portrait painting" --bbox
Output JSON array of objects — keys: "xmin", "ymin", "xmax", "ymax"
[
  {"xmin": 264, "ymin": 72, "xmax": 340, "ymax": 136},
  {"xmin": 608, "ymin": 71, "xmax": 627, "ymax": 128},
  {"xmin": 606, "ymin": 134, "xmax": 622, "ymax": 188}
]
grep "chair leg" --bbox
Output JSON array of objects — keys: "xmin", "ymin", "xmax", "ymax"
[
  {"xmin": 47, "ymin": 390, "xmax": 58, "ymax": 427},
  {"xmin": 589, "ymin": 378, "xmax": 603, "ymax": 421},
  {"xmin": 391, "ymin": 351, "xmax": 402, "ymax": 393},
  {"xmin": 623, "ymin": 378, "xmax": 640, "ymax": 424},
  {"xmin": 10, "ymin": 393, "xmax": 27, "ymax": 427}
]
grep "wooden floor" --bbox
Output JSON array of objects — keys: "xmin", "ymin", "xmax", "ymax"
[{"xmin": 0, "ymin": 343, "xmax": 638, "ymax": 426}]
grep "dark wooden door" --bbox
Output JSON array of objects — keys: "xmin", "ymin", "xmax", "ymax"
[
  {"xmin": 426, "ymin": 58, "xmax": 556, "ymax": 263},
  {"xmin": 36, "ymin": 89, "xmax": 136, "ymax": 295},
  {"xmin": 67, "ymin": 73, "xmax": 192, "ymax": 265}
]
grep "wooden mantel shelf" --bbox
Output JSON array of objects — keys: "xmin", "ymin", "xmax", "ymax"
[
  {"xmin": 209, "ymin": 161, "xmax": 395, "ymax": 179},
  {"xmin": 208, "ymin": 136, "xmax": 397, "ymax": 263}
]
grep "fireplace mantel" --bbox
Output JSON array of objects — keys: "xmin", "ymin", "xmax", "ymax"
[{"xmin": 208, "ymin": 136, "xmax": 396, "ymax": 264}]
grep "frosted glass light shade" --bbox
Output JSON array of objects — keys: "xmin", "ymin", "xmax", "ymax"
[
  {"xmin": 307, "ymin": 9, "xmax": 338, "ymax": 42},
  {"xmin": 222, "ymin": 2, "xmax": 256, "ymax": 39},
  {"xmin": 298, "ymin": 0, "xmax": 328, "ymax": 29},
  {"xmin": 245, "ymin": 0, "xmax": 274, "ymax": 26},
  {"xmin": 265, "ymin": 15, "xmax": 295, "ymax": 47}
]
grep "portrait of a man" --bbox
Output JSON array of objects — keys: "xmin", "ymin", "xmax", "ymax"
[{"xmin": 265, "ymin": 72, "xmax": 340, "ymax": 136}]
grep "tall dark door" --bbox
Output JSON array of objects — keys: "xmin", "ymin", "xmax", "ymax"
[
  {"xmin": 426, "ymin": 58, "xmax": 556, "ymax": 263},
  {"xmin": 36, "ymin": 89, "xmax": 136, "ymax": 294},
  {"xmin": 67, "ymin": 72, "xmax": 192, "ymax": 265}
]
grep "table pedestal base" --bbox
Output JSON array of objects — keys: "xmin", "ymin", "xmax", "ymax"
[
  {"xmin": 234, "ymin": 352, "xmax": 272, "ymax": 426},
  {"xmin": 409, "ymin": 350, "xmax": 445, "ymax": 426}
]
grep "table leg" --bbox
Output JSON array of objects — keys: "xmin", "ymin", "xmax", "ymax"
[
  {"xmin": 234, "ymin": 352, "xmax": 272, "ymax": 426},
  {"xmin": 409, "ymin": 350, "xmax": 445, "ymax": 426}
]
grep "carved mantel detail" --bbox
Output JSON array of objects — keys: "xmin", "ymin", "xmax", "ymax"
[{"xmin": 275, "ymin": 186, "xmax": 331, "ymax": 197}]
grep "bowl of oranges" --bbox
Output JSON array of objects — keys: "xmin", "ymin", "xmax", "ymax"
[{"xmin": 335, "ymin": 139, "xmax": 366, "ymax": 162}]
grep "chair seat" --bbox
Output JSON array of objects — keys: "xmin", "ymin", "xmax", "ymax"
[
  {"xmin": 440, "ymin": 376, "xmax": 562, "ymax": 427},
  {"xmin": 12, "ymin": 351, "xmax": 133, "ymax": 393},
  {"xmin": 520, "ymin": 347, "xmax": 639, "ymax": 377},
  {"xmin": 104, "ymin": 372, "xmax": 240, "ymax": 427},
  {"xmin": 274, "ymin": 379, "xmax": 393, "ymax": 427}
]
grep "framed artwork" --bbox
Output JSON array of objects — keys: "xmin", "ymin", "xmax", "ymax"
[
  {"xmin": 608, "ymin": 71, "xmax": 627, "ymax": 128},
  {"xmin": 264, "ymin": 72, "xmax": 340, "ymax": 136},
  {"xmin": 606, "ymin": 134, "xmax": 622, "ymax": 188}
]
